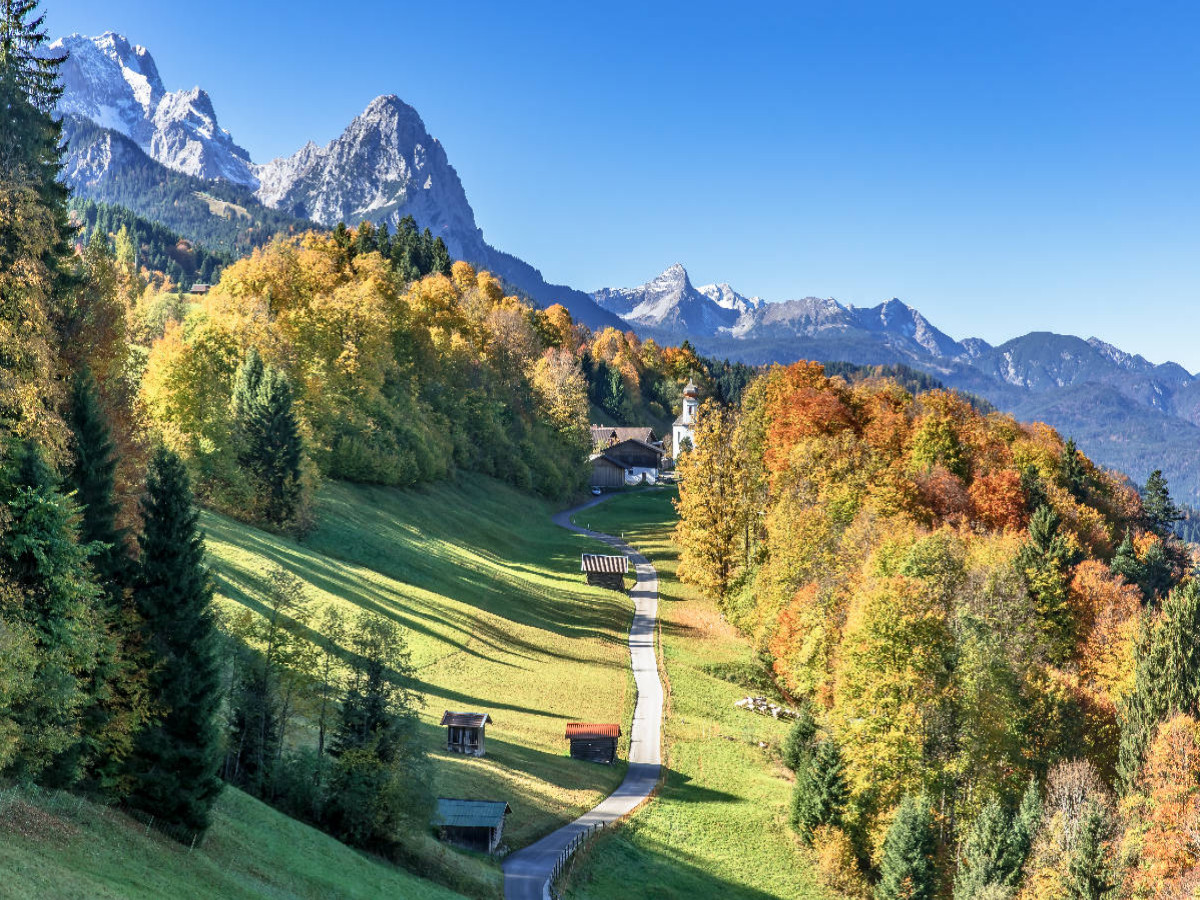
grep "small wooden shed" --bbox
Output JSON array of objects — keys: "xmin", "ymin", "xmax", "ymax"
[
  {"xmin": 440, "ymin": 711, "xmax": 492, "ymax": 757},
  {"xmin": 581, "ymin": 554, "xmax": 629, "ymax": 590},
  {"xmin": 565, "ymin": 723, "xmax": 621, "ymax": 764},
  {"xmin": 589, "ymin": 453, "xmax": 626, "ymax": 489},
  {"xmin": 433, "ymin": 798, "xmax": 512, "ymax": 853}
]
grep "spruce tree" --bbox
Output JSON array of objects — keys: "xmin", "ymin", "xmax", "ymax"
[
  {"xmin": 247, "ymin": 369, "xmax": 303, "ymax": 527},
  {"xmin": 1018, "ymin": 504, "xmax": 1078, "ymax": 662},
  {"xmin": 1067, "ymin": 802, "xmax": 1113, "ymax": 900},
  {"xmin": 0, "ymin": 441, "xmax": 101, "ymax": 785},
  {"xmin": 876, "ymin": 795, "xmax": 937, "ymax": 900},
  {"xmin": 127, "ymin": 447, "xmax": 223, "ymax": 837},
  {"xmin": 231, "ymin": 346, "xmax": 264, "ymax": 427},
  {"xmin": 1059, "ymin": 438, "xmax": 1088, "ymax": 499},
  {"xmin": 67, "ymin": 368, "xmax": 129, "ymax": 593},
  {"xmin": 1002, "ymin": 778, "xmax": 1042, "ymax": 886},
  {"xmin": 1142, "ymin": 469, "xmax": 1181, "ymax": 536},
  {"xmin": 791, "ymin": 736, "xmax": 849, "ymax": 841},
  {"xmin": 1110, "ymin": 531, "xmax": 1142, "ymax": 591},
  {"xmin": 782, "ymin": 706, "xmax": 817, "ymax": 772},
  {"xmin": 953, "ymin": 799, "xmax": 1011, "ymax": 900}
]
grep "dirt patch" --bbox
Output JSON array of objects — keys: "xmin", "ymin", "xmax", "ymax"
[{"xmin": 0, "ymin": 797, "xmax": 80, "ymax": 844}]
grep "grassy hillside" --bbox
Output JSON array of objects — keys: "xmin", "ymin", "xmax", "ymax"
[
  {"xmin": 561, "ymin": 490, "xmax": 827, "ymax": 900},
  {"xmin": 0, "ymin": 784, "xmax": 462, "ymax": 900},
  {"xmin": 205, "ymin": 476, "xmax": 636, "ymax": 857}
]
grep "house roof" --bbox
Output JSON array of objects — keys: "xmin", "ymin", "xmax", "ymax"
[
  {"xmin": 433, "ymin": 798, "xmax": 511, "ymax": 829},
  {"xmin": 581, "ymin": 554, "xmax": 630, "ymax": 575},
  {"xmin": 591, "ymin": 426, "xmax": 658, "ymax": 446},
  {"xmin": 565, "ymin": 723, "xmax": 622, "ymax": 740},
  {"xmin": 683, "ymin": 379, "xmax": 699, "ymax": 397},
  {"xmin": 606, "ymin": 438, "xmax": 664, "ymax": 457},
  {"xmin": 440, "ymin": 711, "xmax": 493, "ymax": 728}
]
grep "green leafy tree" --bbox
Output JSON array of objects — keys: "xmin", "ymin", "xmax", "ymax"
[
  {"xmin": 876, "ymin": 795, "xmax": 937, "ymax": 900},
  {"xmin": 127, "ymin": 447, "xmax": 223, "ymax": 837},
  {"xmin": 792, "ymin": 737, "xmax": 849, "ymax": 841}
]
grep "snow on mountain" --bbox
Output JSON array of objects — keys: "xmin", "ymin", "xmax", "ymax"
[
  {"xmin": 696, "ymin": 282, "xmax": 762, "ymax": 315},
  {"xmin": 52, "ymin": 32, "xmax": 256, "ymax": 187},
  {"xmin": 252, "ymin": 95, "xmax": 484, "ymax": 259},
  {"xmin": 593, "ymin": 264, "xmax": 744, "ymax": 336}
]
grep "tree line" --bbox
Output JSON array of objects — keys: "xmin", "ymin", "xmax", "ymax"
[{"xmin": 676, "ymin": 360, "xmax": 1200, "ymax": 898}]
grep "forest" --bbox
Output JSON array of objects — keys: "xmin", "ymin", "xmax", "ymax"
[{"xmin": 676, "ymin": 360, "xmax": 1199, "ymax": 898}]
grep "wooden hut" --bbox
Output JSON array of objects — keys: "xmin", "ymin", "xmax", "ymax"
[
  {"xmin": 581, "ymin": 554, "xmax": 629, "ymax": 590},
  {"xmin": 589, "ymin": 453, "xmax": 626, "ymax": 489},
  {"xmin": 440, "ymin": 711, "xmax": 492, "ymax": 757},
  {"xmin": 565, "ymin": 723, "xmax": 621, "ymax": 764},
  {"xmin": 433, "ymin": 798, "xmax": 512, "ymax": 853}
]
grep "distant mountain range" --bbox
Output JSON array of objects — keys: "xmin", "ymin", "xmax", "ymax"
[
  {"xmin": 51, "ymin": 32, "xmax": 623, "ymax": 329},
  {"xmin": 52, "ymin": 31, "xmax": 1200, "ymax": 500}
]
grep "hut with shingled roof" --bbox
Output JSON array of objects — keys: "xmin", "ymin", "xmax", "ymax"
[
  {"xmin": 581, "ymin": 553, "xmax": 629, "ymax": 591},
  {"xmin": 565, "ymin": 723, "xmax": 621, "ymax": 764},
  {"xmin": 433, "ymin": 798, "xmax": 512, "ymax": 853},
  {"xmin": 440, "ymin": 711, "xmax": 493, "ymax": 757}
]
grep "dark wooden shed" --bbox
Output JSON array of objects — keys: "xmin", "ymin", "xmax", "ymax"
[
  {"xmin": 565, "ymin": 723, "xmax": 621, "ymax": 765},
  {"xmin": 589, "ymin": 453, "xmax": 626, "ymax": 489},
  {"xmin": 433, "ymin": 798, "xmax": 512, "ymax": 853},
  {"xmin": 440, "ymin": 710, "xmax": 492, "ymax": 757},
  {"xmin": 581, "ymin": 554, "xmax": 629, "ymax": 591}
]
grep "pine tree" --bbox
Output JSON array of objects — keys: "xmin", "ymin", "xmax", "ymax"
[
  {"xmin": 231, "ymin": 347, "xmax": 264, "ymax": 427},
  {"xmin": 1002, "ymin": 778, "xmax": 1042, "ymax": 886},
  {"xmin": 1110, "ymin": 531, "xmax": 1141, "ymax": 589},
  {"xmin": 127, "ymin": 447, "xmax": 223, "ymax": 838},
  {"xmin": 1018, "ymin": 505, "xmax": 1078, "ymax": 662},
  {"xmin": 67, "ymin": 368, "xmax": 129, "ymax": 593},
  {"xmin": 782, "ymin": 706, "xmax": 817, "ymax": 772},
  {"xmin": 247, "ymin": 369, "xmax": 303, "ymax": 527},
  {"xmin": 1118, "ymin": 580, "xmax": 1200, "ymax": 789},
  {"xmin": 1059, "ymin": 438, "xmax": 1088, "ymax": 499},
  {"xmin": 1142, "ymin": 469, "xmax": 1181, "ymax": 536},
  {"xmin": 0, "ymin": 440, "xmax": 101, "ymax": 785},
  {"xmin": 876, "ymin": 795, "xmax": 937, "ymax": 900},
  {"xmin": 1067, "ymin": 802, "xmax": 1113, "ymax": 900},
  {"xmin": 792, "ymin": 737, "xmax": 849, "ymax": 841},
  {"xmin": 954, "ymin": 799, "xmax": 1011, "ymax": 900}
]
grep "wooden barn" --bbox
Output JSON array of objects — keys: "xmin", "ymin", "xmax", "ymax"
[
  {"xmin": 581, "ymin": 554, "xmax": 629, "ymax": 590},
  {"xmin": 603, "ymin": 438, "xmax": 664, "ymax": 472},
  {"xmin": 565, "ymin": 723, "xmax": 621, "ymax": 764},
  {"xmin": 589, "ymin": 453, "xmax": 626, "ymax": 490},
  {"xmin": 440, "ymin": 710, "xmax": 492, "ymax": 757},
  {"xmin": 590, "ymin": 426, "xmax": 659, "ymax": 450},
  {"xmin": 433, "ymin": 798, "xmax": 512, "ymax": 853}
]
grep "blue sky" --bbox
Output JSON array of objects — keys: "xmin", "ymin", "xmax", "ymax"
[{"xmin": 46, "ymin": 1, "xmax": 1200, "ymax": 369}]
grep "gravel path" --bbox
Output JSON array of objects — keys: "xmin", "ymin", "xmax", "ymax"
[{"xmin": 501, "ymin": 497, "xmax": 663, "ymax": 900}]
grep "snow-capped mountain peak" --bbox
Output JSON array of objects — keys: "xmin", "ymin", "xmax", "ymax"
[{"xmin": 53, "ymin": 32, "xmax": 255, "ymax": 186}]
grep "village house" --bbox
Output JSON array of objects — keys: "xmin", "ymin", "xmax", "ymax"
[
  {"xmin": 440, "ymin": 710, "xmax": 492, "ymax": 757},
  {"xmin": 590, "ymin": 426, "xmax": 659, "ymax": 450},
  {"xmin": 565, "ymin": 723, "xmax": 621, "ymax": 765},
  {"xmin": 433, "ymin": 799, "xmax": 512, "ymax": 853},
  {"xmin": 581, "ymin": 553, "xmax": 629, "ymax": 590}
]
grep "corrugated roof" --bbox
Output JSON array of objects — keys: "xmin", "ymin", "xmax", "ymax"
[
  {"xmin": 565, "ymin": 723, "xmax": 621, "ymax": 740},
  {"xmin": 581, "ymin": 554, "xmax": 629, "ymax": 574},
  {"xmin": 433, "ymin": 798, "xmax": 511, "ymax": 829},
  {"xmin": 591, "ymin": 426, "xmax": 659, "ymax": 446},
  {"xmin": 440, "ymin": 711, "xmax": 492, "ymax": 728}
]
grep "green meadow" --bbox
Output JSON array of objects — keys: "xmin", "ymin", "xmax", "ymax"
[{"xmin": 561, "ymin": 489, "xmax": 827, "ymax": 900}]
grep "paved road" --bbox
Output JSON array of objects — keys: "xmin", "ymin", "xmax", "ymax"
[{"xmin": 502, "ymin": 497, "xmax": 663, "ymax": 900}]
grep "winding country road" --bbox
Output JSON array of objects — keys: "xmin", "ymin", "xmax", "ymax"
[{"xmin": 501, "ymin": 497, "xmax": 664, "ymax": 900}]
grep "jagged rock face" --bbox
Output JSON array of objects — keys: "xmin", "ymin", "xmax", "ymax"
[
  {"xmin": 593, "ymin": 264, "xmax": 750, "ymax": 336},
  {"xmin": 253, "ymin": 95, "xmax": 485, "ymax": 259},
  {"xmin": 52, "ymin": 32, "xmax": 256, "ymax": 187}
]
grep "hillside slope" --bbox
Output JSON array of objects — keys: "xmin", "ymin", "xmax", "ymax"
[
  {"xmin": 0, "ymin": 785, "xmax": 462, "ymax": 899},
  {"xmin": 205, "ymin": 476, "xmax": 636, "ymax": 855}
]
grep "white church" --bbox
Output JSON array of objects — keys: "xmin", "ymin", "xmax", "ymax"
[{"xmin": 672, "ymin": 379, "xmax": 700, "ymax": 455}]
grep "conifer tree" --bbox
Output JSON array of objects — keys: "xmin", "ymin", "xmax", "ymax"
[
  {"xmin": 0, "ymin": 441, "xmax": 101, "ymax": 785},
  {"xmin": 127, "ymin": 447, "xmax": 223, "ymax": 837},
  {"xmin": 1118, "ymin": 580, "xmax": 1200, "ymax": 789},
  {"xmin": 1059, "ymin": 438, "xmax": 1088, "ymax": 499},
  {"xmin": 1142, "ymin": 469, "xmax": 1181, "ymax": 536},
  {"xmin": 1067, "ymin": 802, "xmax": 1113, "ymax": 900},
  {"xmin": 792, "ymin": 737, "xmax": 849, "ymax": 841},
  {"xmin": 1018, "ymin": 505, "xmax": 1077, "ymax": 662},
  {"xmin": 67, "ymin": 368, "xmax": 129, "ymax": 593},
  {"xmin": 247, "ymin": 369, "xmax": 303, "ymax": 527},
  {"xmin": 782, "ymin": 706, "xmax": 817, "ymax": 772},
  {"xmin": 1002, "ymin": 777, "xmax": 1042, "ymax": 886},
  {"xmin": 876, "ymin": 795, "xmax": 937, "ymax": 900},
  {"xmin": 953, "ymin": 799, "xmax": 1011, "ymax": 900}
]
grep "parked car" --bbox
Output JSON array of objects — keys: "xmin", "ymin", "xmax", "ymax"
[{"xmin": 591, "ymin": 487, "xmax": 603, "ymax": 496}]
